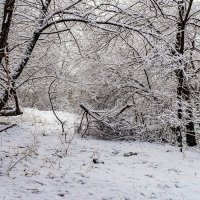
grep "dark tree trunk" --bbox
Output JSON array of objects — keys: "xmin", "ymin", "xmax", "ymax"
[
  {"xmin": 0, "ymin": 0, "xmax": 16, "ymax": 110},
  {"xmin": 175, "ymin": 0, "xmax": 196, "ymax": 146},
  {"xmin": 0, "ymin": 0, "xmax": 15, "ymax": 63}
]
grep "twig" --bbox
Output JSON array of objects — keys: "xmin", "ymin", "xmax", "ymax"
[
  {"xmin": 144, "ymin": 68, "xmax": 151, "ymax": 90},
  {"xmin": 116, "ymin": 105, "xmax": 133, "ymax": 117},
  {"xmin": 7, "ymin": 149, "xmax": 34, "ymax": 173},
  {"xmin": 0, "ymin": 124, "xmax": 16, "ymax": 133}
]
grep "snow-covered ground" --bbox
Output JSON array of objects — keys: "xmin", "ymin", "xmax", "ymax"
[{"xmin": 0, "ymin": 108, "xmax": 200, "ymax": 200}]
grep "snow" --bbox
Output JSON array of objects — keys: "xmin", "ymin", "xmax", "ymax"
[{"xmin": 0, "ymin": 108, "xmax": 200, "ymax": 200}]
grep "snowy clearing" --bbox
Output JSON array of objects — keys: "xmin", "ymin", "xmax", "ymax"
[{"xmin": 0, "ymin": 109, "xmax": 200, "ymax": 200}]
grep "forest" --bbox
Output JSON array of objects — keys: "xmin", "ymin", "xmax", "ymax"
[{"xmin": 1, "ymin": 0, "xmax": 200, "ymax": 199}]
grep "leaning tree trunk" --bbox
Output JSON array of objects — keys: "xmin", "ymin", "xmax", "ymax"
[
  {"xmin": 0, "ymin": 0, "xmax": 15, "ymax": 63},
  {"xmin": 175, "ymin": 0, "xmax": 196, "ymax": 146},
  {"xmin": 0, "ymin": 0, "xmax": 16, "ymax": 110}
]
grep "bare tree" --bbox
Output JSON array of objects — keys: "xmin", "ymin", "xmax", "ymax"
[{"xmin": 173, "ymin": 0, "xmax": 197, "ymax": 146}]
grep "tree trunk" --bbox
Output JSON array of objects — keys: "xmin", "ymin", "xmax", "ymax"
[
  {"xmin": 0, "ymin": 0, "xmax": 15, "ymax": 63},
  {"xmin": 0, "ymin": 0, "xmax": 16, "ymax": 110},
  {"xmin": 175, "ymin": 0, "xmax": 196, "ymax": 146}
]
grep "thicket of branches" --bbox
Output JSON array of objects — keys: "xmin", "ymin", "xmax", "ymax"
[{"xmin": 1, "ymin": 0, "xmax": 200, "ymax": 146}]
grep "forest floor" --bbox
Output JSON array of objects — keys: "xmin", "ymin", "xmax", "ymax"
[{"xmin": 0, "ymin": 108, "xmax": 200, "ymax": 200}]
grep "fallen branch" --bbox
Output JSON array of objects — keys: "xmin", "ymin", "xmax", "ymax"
[
  {"xmin": 0, "ymin": 109, "xmax": 23, "ymax": 116},
  {"xmin": 80, "ymin": 104, "xmax": 100, "ymax": 120},
  {"xmin": 79, "ymin": 103, "xmax": 139, "ymax": 140},
  {"xmin": 0, "ymin": 124, "xmax": 16, "ymax": 133}
]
